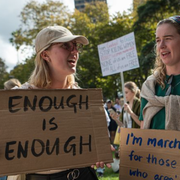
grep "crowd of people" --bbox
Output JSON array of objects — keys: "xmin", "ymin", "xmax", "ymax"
[
  {"xmin": 1, "ymin": 14, "xmax": 180, "ymax": 179},
  {"xmin": 98, "ymin": 15, "xmax": 180, "ymax": 177},
  {"xmin": 102, "ymin": 81, "xmax": 141, "ymax": 176}
]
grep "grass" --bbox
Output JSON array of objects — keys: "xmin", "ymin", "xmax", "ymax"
[
  {"xmin": 96, "ymin": 166, "xmax": 119, "ymax": 180},
  {"xmin": 96, "ymin": 150, "xmax": 119, "ymax": 180}
]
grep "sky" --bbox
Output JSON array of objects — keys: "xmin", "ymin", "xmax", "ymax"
[{"xmin": 0, "ymin": 0, "xmax": 133, "ymax": 72}]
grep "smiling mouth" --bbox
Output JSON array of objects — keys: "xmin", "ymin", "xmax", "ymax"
[
  {"xmin": 162, "ymin": 52, "xmax": 170, "ymax": 57},
  {"xmin": 68, "ymin": 60, "xmax": 76, "ymax": 66}
]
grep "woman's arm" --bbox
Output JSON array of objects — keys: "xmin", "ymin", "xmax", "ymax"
[
  {"xmin": 108, "ymin": 110, "xmax": 124, "ymax": 127},
  {"xmin": 140, "ymin": 121, "xmax": 144, "ymax": 129},
  {"xmin": 124, "ymin": 103, "xmax": 141, "ymax": 126}
]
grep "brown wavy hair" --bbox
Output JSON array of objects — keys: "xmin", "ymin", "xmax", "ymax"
[
  {"xmin": 153, "ymin": 18, "xmax": 180, "ymax": 88},
  {"xmin": 124, "ymin": 81, "xmax": 140, "ymax": 99}
]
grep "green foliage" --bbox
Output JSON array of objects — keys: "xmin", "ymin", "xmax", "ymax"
[
  {"xmin": 83, "ymin": 1, "xmax": 110, "ymax": 24},
  {"xmin": 96, "ymin": 151, "xmax": 119, "ymax": 179},
  {"xmin": 10, "ymin": 0, "xmax": 71, "ymax": 50},
  {"xmin": 0, "ymin": 58, "xmax": 9, "ymax": 89},
  {"xmin": 133, "ymin": 0, "xmax": 180, "ymax": 82},
  {"xmin": 98, "ymin": 167, "xmax": 119, "ymax": 180},
  {"xmin": 8, "ymin": 0, "xmax": 71, "ymax": 86},
  {"xmin": 71, "ymin": 9, "xmax": 136, "ymax": 98},
  {"xmin": 8, "ymin": 57, "xmax": 35, "ymax": 84},
  {"xmin": 2, "ymin": 0, "xmax": 180, "ymax": 98}
]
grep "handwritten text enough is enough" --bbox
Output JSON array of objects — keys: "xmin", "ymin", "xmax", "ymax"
[{"xmin": 8, "ymin": 94, "xmax": 88, "ymax": 114}]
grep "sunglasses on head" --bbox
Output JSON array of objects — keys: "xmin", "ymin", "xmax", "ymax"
[
  {"xmin": 165, "ymin": 75, "xmax": 173, "ymax": 96},
  {"xmin": 169, "ymin": 15, "xmax": 180, "ymax": 25}
]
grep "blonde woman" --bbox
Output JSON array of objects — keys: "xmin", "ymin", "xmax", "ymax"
[{"xmin": 10, "ymin": 26, "xmax": 104, "ymax": 180}]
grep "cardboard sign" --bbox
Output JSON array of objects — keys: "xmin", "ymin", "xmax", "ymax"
[
  {"xmin": 97, "ymin": 32, "xmax": 139, "ymax": 76},
  {"xmin": 120, "ymin": 128, "xmax": 180, "ymax": 180},
  {"xmin": 0, "ymin": 88, "xmax": 112, "ymax": 176}
]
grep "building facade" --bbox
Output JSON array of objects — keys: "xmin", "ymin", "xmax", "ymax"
[{"xmin": 74, "ymin": 0, "xmax": 107, "ymax": 12}]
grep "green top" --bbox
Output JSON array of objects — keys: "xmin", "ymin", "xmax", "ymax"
[
  {"xmin": 139, "ymin": 74, "xmax": 180, "ymax": 129},
  {"xmin": 120, "ymin": 97, "xmax": 140, "ymax": 128}
]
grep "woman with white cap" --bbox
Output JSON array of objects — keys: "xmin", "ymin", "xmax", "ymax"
[
  {"xmin": 9, "ymin": 26, "xmax": 107, "ymax": 180},
  {"xmin": 20, "ymin": 26, "xmax": 88, "ymax": 90}
]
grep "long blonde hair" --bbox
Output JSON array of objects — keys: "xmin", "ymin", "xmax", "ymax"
[
  {"xmin": 29, "ymin": 49, "xmax": 75, "ymax": 89},
  {"xmin": 153, "ymin": 18, "xmax": 180, "ymax": 88}
]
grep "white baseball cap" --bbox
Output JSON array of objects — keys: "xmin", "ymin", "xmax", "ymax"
[{"xmin": 35, "ymin": 26, "xmax": 89, "ymax": 54}]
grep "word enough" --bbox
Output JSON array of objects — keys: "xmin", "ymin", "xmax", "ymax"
[{"xmin": 8, "ymin": 94, "xmax": 88, "ymax": 113}]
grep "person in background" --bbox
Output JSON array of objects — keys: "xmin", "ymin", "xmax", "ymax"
[
  {"xmin": 120, "ymin": 81, "xmax": 141, "ymax": 128},
  {"xmin": 105, "ymin": 99, "xmax": 117, "ymax": 145},
  {"xmin": 8, "ymin": 25, "xmax": 111, "ymax": 180},
  {"xmin": 4, "ymin": 78, "xmax": 21, "ymax": 89},
  {"xmin": 113, "ymin": 82, "xmax": 140, "ymax": 144},
  {"xmin": 120, "ymin": 98, "xmax": 124, "ymax": 108},
  {"xmin": 140, "ymin": 15, "xmax": 180, "ymax": 130},
  {"xmin": 110, "ymin": 81, "xmax": 141, "ymax": 174},
  {"xmin": 113, "ymin": 97, "xmax": 122, "ymax": 114}
]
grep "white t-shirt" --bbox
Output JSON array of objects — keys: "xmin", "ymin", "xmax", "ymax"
[
  {"xmin": 111, "ymin": 158, "xmax": 120, "ymax": 173},
  {"xmin": 114, "ymin": 104, "xmax": 122, "ymax": 113},
  {"xmin": 123, "ymin": 112, "xmax": 132, "ymax": 128}
]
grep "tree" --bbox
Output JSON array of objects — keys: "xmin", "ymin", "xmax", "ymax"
[
  {"xmin": 10, "ymin": 0, "xmax": 180, "ymax": 98},
  {"xmin": 69, "ymin": 3, "xmax": 140, "ymax": 98},
  {"xmin": 8, "ymin": 0, "xmax": 72, "ymax": 86},
  {"xmin": 133, "ymin": 0, "xmax": 180, "ymax": 84},
  {"xmin": 8, "ymin": 57, "xmax": 35, "ymax": 84},
  {"xmin": 0, "ymin": 58, "xmax": 9, "ymax": 89},
  {"xmin": 10, "ymin": 0, "xmax": 71, "ymax": 51},
  {"xmin": 9, "ymin": 0, "xmax": 137, "ymax": 98}
]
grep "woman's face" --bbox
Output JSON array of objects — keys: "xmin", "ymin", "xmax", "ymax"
[
  {"xmin": 124, "ymin": 87, "xmax": 135, "ymax": 102},
  {"xmin": 156, "ymin": 23, "xmax": 180, "ymax": 71},
  {"xmin": 107, "ymin": 102, "xmax": 112, "ymax": 109},
  {"xmin": 44, "ymin": 41, "xmax": 79, "ymax": 78}
]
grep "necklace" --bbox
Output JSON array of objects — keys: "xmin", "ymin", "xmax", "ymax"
[{"xmin": 172, "ymin": 81, "xmax": 180, "ymax": 89}]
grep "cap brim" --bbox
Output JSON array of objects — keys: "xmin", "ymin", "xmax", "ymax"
[{"xmin": 52, "ymin": 35, "xmax": 89, "ymax": 45}]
